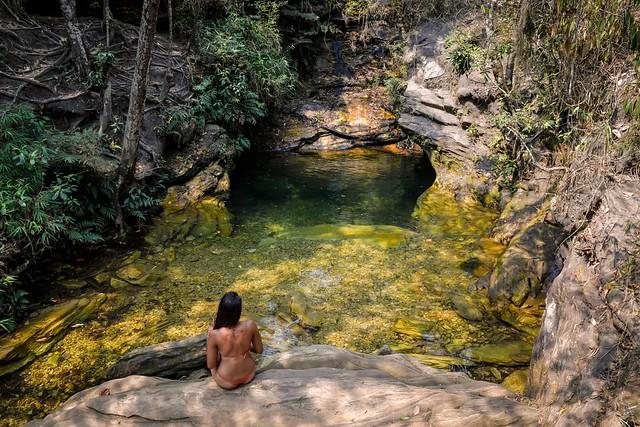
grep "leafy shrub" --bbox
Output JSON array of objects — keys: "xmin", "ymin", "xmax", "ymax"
[
  {"xmin": 0, "ymin": 275, "xmax": 28, "ymax": 335},
  {"xmin": 0, "ymin": 106, "xmax": 105, "ymax": 260},
  {"xmin": 445, "ymin": 30, "xmax": 484, "ymax": 75},
  {"xmin": 194, "ymin": 13, "xmax": 297, "ymax": 126},
  {"xmin": 384, "ymin": 77, "xmax": 406, "ymax": 111},
  {"xmin": 88, "ymin": 46, "xmax": 114, "ymax": 89},
  {"xmin": 159, "ymin": 12, "xmax": 297, "ymax": 151}
]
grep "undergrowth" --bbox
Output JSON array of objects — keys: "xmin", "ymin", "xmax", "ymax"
[{"xmin": 0, "ymin": 105, "xmax": 160, "ymax": 333}]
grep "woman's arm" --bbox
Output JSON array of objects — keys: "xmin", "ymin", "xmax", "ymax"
[
  {"xmin": 206, "ymin": 328, "xmax": 219, "ymax": 372},
  {"xmin": 250, "ymin": 320, "xmax": 264, "ymax": 354}
]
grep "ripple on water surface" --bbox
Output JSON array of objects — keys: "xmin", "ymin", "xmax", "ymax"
[{"xmin": 0, "ymin": 149, "xmax": 536, "ymax": 426}]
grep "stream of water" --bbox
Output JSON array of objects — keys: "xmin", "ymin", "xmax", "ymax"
[{"xmin": 0, "ymin": 148, "xmax": 534, "ymax": 426}]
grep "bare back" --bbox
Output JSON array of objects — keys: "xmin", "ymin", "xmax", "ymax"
[{"xmin": 207, "ymin": 320, "xmax": 263, "ymax": 389}]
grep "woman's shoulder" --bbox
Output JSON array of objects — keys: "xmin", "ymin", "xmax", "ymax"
[{"xmin": 239, "ymin": 319, "xmax": 258, "ymax": 330}]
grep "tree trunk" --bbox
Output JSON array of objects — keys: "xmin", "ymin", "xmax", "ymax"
[
  {"xmin": 504, "ymin": 0, "xmax": 529, "ymax": 90},
  {"xmin": 114, "ymin": 0, "xmax": 161, "ymax": 231},
  {"xmin": 59, "ymin": 0, "xmax": 90, "ymax": 78},
  {"xmin": 99, "ymin": 0, "xmax": 113, "ymax": 136}
]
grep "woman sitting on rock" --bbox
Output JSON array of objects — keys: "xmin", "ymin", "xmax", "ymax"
[{"xmin": 207, "ymin": 291, "xmax": 263, "ymax": 389}]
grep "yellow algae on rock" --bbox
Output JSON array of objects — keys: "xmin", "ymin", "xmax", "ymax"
[
  {"xmin": 0, "ymin": 294, "xmax": 106, "ymax": 377},
  {"xmin": 408, "ymin": 353, "xmax": 475, "ymax": 370},
  {"xmin": 502, "ymin": 368, "xmax": 529, "ymax": 395},
  {"xmin": 289, "ymin": 291, "xmax": 322, "ymax": 329},
  {"xmin": 392, "ymin": 317, "xmax": 434, "ymax": 340},
  {"xmin": 278, "ymin": 224, "xmax": 415, "ymax": 248},
  {"xmin": 462, "ymin": 341, "xmax": 533, "ymax": 366}
]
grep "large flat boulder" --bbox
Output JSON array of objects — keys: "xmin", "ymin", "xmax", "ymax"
[{"xmin": 28, "ymin": 345, "xmax": 539, "ymax": 426}]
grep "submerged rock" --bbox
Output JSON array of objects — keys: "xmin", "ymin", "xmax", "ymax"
[
  {"xmin": 145, "ymin": 196, "xmax": 232, "ymax": 246},
  {"xmin": 278, "ymin": 224, "xmax": 415, "ymax": 248},
  {"xmin": 393, "ymin": 317, "xmax": 435, "ymax": 340},
  {"xmin": 451, "ymin": 294, "xmax": 485, "ymax": 322},
  {"xmin": 498, "ymin": 300, "xmax": 543, "ymax": 338},
  {"xmin": 462, "ymin": 341, "xmax": 533, "ymax": 366},
  {"xmin": 0, "ymin": 294, "xmax": 106, "ymax": 377},
  {"xmin": 114, "ymin": 260, "xmax": 166, "ymax": 287},
  {"xmin": 29, "ymin": 345, "xmax": 539, "ymax": 426}
]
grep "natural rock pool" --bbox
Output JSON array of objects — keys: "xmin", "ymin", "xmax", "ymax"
[{"xmin": 0, "ymin": 149, "xmax": 537, "ymax": 425}]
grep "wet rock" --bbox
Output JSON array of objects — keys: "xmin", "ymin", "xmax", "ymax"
[
  {"xmin": 0, "ymin": 294, "xmax": 106, "ymax": 377},
  {"xmin": 393, "ymin": 317, "xmax": 434, "ymax": 340},
  {"xmin": 289, "ymin": 292, "xmax": 322, "ymax": 329},
  {"xmin": 59, "ymin": 279, "xmax": 89, "ymax": 290},
  {"xmin": 488, "ymin": 221, "xmax": 563, "ymax": 307},
  {"xmin": 462, "ymin": 341, "xmax": 533, "ymax": 366},
  {"xmin": 498, "ymin": 301, "xmax": 543, "ymax": 338},
  {"xmin": 491, "ymin": 184, "xmax": 549, "ymax": 244},
  {"xmin": 408, "ymin": 353, "xmax": 475, "ymax": 370},
  {"xmin": 114, "ymin": 260, "xmax": 165, "ymax": 287},
  {"xmin": 93, "ymin": 272, "xmax": 111, "ymax": 286},
  {"xmin": 451, "ymin": 294, "xmax": 484, "ymax": 322},
  {"xmin": 31, "ymin": 346, "xmax": 539, "ymax": 426},
  {"xmin": 145, "ymin": 196, "xmax": 232, "ymax": 246},
  {"xmin": 109, "ymin": 277, "xmax": 129, "ymax": 289},
  {"xmin": 502, "ymin": 369, "xmax": 528, "ymax": 395}
]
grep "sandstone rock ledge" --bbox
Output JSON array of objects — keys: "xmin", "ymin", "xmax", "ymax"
[{"xmin": 28, "ymin": 345, "xmax": 538, "ymax": 426}]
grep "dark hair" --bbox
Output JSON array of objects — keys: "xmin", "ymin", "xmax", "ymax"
[{"xmin": 213, "ymin": 291, "xmax": 242, "ymax": 329}]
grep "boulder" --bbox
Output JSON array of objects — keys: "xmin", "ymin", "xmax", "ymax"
[
  {"xmin": 451, "ymin": 294, "xmax": 485, "ymax": 322},
  {"xmin": 405, "ymin": 98, "xmax": 460, "ymax": 126},
  {"xmin": 404, "ymin": 79, "xmax": 457, "ymax": 113},
  {"xmin": 0, "ymin": 294, "xmax": 106, "ymax": 377},
  {"xmin": 502, "ymin": 369, "xmax": 529, "ymax": 395},
  {"xmin": 289, "ymin": 292, "xmax": 322, "ymax": 329},
  {"xmin": 106, "ymin": 334, "xmax": 208, "ymax": 380},
  {"xmin": 488, "ymin": 221, "xmax": 563, "ymax": 307},
  {"xmin": 28, "ymin": 346, "xmax": 539, "ymax": 427},
  {"xmin": 462, "ymin": 341, "xmax": 533, "ymax": 366}
]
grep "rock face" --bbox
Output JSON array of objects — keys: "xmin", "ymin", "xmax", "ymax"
[
  {"xmin": 0, "ymin": 294, "xmax": 106, "ymax": 377},
  {"xmin": 529, "ymin": 178, "xmax": 640, "ymax": 425},
  {"xmin": 267, "ymin": 30, "xmax": 403, "ymax": 152},
  {"xmin": 106, "ymin": 334, "xmax": 207, "ymax": 380},
  {"xmin": 488, "ymin": 221, "xmax": 563, "ymax": 307},
  {"xmin": 28, "ymin": 345, "xmax": 538, "ymax": 426},
  {"xmin": 400, "ymin": 19, "xmax": 497, "ymax": 168}
]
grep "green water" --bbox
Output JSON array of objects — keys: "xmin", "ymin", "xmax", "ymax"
[
  {"xmin": 230, "ymin": 150, "xmax": 435, "ymax": 229},
  {"xmin": 0, "ymin": 149, "xmax": 534, "ymax": 426}
]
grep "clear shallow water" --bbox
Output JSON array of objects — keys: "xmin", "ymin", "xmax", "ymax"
[{"xmin": 1, "ymin": 149, "xmax": 533, "ymax": 426}]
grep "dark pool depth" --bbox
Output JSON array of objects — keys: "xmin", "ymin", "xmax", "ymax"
[{"xmin": 230, "ymin": 150, "xmax": 436, "ymax": 229}]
